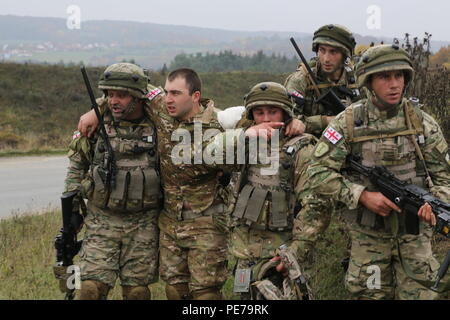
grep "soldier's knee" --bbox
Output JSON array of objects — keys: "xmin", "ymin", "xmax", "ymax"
[
  {"xmin": 122, "ymin": 285, "xmax": 151, "ymax": 300},
  {"xmin": 165, "ymin": 283, "xmax": 192, "ymax": 300},
  {"xmin": 192, "ymin": 287, "xmax": 223, "ymax": 300},
  {"xmin": 77, "ymin": 280, "xmax": 110, "ymax": 300}
]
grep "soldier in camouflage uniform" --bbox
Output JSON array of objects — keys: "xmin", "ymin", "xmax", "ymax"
[
  {"xmin": 205, "ymin": 82, "xmax": 318, "ymax": 299},
  {"xmin": 153, "ymin": 68, "xmax": 230, "ymax": 300},
  {"xmin": 285, "ymin": 24, "xmax": 362, "ymax": 137},
  {"xmin": 78, "ymin": 68, "xmax": 230, "ymax": 300},
  {"xmin": 64, "ymin": 63, "xmax": 161, "ymax": 300},
  {"xmin": 294, "ymin": 44, "xmax": 450, "ymax": 299}
]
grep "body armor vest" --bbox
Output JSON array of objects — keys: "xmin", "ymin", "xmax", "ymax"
[
  {"xmin": 232, "ymin": 135, "xmax": 310, "ymax": 231},
  {"xmin": 343, "ymin": 99, "xmax": 427, "ymax": 234},
  {"xmin": 84, "ymin": 113, "xmax": 161, "ymax": 213}
]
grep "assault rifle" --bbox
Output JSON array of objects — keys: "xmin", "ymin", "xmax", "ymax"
[
  {"xmin": 347, "ymin": 157, "xmax": 450, "ymax": 291},
  {"xmin": 54, "ymin": 191, "xmax": 84, "ymax": 300},
  {"xmin": 289, "ymin": 37, "xmax": 347, "ymax": 116},
  {"xmin": 80, "ymin": 66, "xmax": 116, "ymax": 188}
]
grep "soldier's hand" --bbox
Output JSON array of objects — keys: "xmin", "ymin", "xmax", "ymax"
[
  {"xmin": 325, "ymin": 116, "xmax": 335, "ymax": 125},
  {"xmin": 359, "ymin": 190, "xmax": 401, "ymax": 217},
  {"xmin": 417, "ymin": 202, "xmax": 436, "ymax": 226},
  {"xmin": 78, "ymin": 109, "xmax": 99, "ymax": 138},
  {"xmin": 270, "ymin": 256, "xmax": 288, "ymax": 277},
  {"xmin": 285, "ymin": 118, "xmax": 305, "ymax": 136},
  {"xmin": 245, "ymin": 122, "xmax": 284, "ymax": 140}
]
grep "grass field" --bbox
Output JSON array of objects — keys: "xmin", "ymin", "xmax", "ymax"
[{"xmin": 1, "ymin": 209, "xmax": 448, "ymax": 300}]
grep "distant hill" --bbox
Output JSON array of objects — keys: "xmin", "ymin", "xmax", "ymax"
[{"xmin": 1, "ymin": 15, "xmax": 449, "ymax": 69}]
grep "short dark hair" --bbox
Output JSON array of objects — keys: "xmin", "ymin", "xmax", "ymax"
[{"xmin": 167, "ymin": 68, "xmax": 202, "ymax": 95}]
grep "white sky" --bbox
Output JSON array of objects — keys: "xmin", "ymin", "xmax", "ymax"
[{"xmin": 1, "ymin": 0, "xmax": 449, "ymax": 41}]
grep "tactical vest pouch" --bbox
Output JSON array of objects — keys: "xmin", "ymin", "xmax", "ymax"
[
  {"xmin": 126, "ymin": 169, "xmax": 144, "ymax": 211},
  {"xmin": 269, "ymin": 191, "xmax": 288, "ymax": 230},
  {"xmin": 91, "ymin": 165, "xmax": 110, "ymax": 208},
  {"xmin": 243, "ymin": 188, "xmax": 268, "ymax": 224},
  {"xmin": 109, "ymin": 170, "xmax": 129, "ymax": 210},
  {"xmin": 233, "ymin": 185, "xmax": 254, "ymax": 219},
  {"xmin": 360, "ymin": 208, "xmax": 377, "ymax": 228}
]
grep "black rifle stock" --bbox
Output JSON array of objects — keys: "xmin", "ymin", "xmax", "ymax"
[
  {"xmin": 289, "ymin": 37, "xmax": 347, "ymax": 116},
  {"xmin": 80, "ymin": 66, "xmax": 116, "ymax": 188},
  {"xmin": 54, "ymin": 190, "xmax": 83, "ymax": 300},
  {"xmin": 347, "ymin": 157, "xmax": 450, "ymax": 290}
]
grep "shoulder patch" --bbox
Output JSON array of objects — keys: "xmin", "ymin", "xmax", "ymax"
[
  {"xmin": 290, "ymin": 90, "xmax": 304, "ymax": 99},
  {"xmin": 436, "ymin": 140, "xmax": 448, "ymax": 154},
  {"xmin": 314, "ymin": 141, "xmax": 330, "ymax": 158},
  {"xmin": 324, "ymin": 127, "xmax": 343, "ymax": 145},
  {"xmin": 146, "ymin": 88, "xmax": 162, "ymax": 100},
  {"xmin": 72, "ymin": 130, "xmax": 81, "ymax": 140}
]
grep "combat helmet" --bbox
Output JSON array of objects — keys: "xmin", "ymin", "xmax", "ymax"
[
  {"xmin": 250, "ymin": 259, "xmax": 304, "ymax": 300},
  {"xmin": 244, "ymin": 82, "xmax": 294, "ymax": 120},
  {"xmin": 312, "ymin": 24, "xmax": 356, "ymax": 57},
  {"xmin": 356, "ymin": 44, "xmax": 414, "ymax": 88},
  {"xmin": 98, "ymin": 63, "xmax": 149, "ymax": 99}
]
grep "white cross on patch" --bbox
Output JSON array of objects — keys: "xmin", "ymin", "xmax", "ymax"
[
  {"xmin": 324, "ymin": 127, "xmax": 343, "ymax": 145},
  {"xmin": 146, "ymin": 88, "xmax": 161, "ymax": 100}
]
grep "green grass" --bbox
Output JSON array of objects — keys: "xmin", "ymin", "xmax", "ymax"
[{"xmin": 0, "ymin": 210, "xmax": 448, "ymax": 300}]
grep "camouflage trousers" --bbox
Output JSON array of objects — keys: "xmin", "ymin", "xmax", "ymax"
[
  {"xmin": 78, "ymin": 202, "xmax": 159, "ymax": 288},
  {"xmin": 158, "ymin": 210, "xmax": 228, "ymax": 292},
  {"xmin": 345, "ymin": 228, "xmax": 440, "ymax": 300}
]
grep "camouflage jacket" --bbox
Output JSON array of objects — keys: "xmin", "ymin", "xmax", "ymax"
[
  {"xmin": 64, "ymin": 104, "xmax": 160, "ymax": 213},
  {"xmin": 205, "ymin": 127, "xmax": 318, "ymax": 259},
  {"xmin": 291, "ymin": 96, "xmax": 450, "ymax": 259},
  {"xmin": 144, "ymin": 87, "xmax": 226, "ymax": 219},
  {"xmin": 284, "ymin": 60, "xmax": 361, "ymax": 136}
]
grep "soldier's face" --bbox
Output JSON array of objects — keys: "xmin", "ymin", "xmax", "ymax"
[
  {"xmin": 317, "ymin": 44, "xmax": 345, "ymax": 76},
  {"xmin": 252, "ymin": 105, "xmax": 285, "ymax": 124},
  {"xmin": 164, "ymin": 77, "xmax": 200, "ymax": 120},
  {"xmin": 107, "ymin": 90, "xmax": 136, "ymax": 120},
  {"xmin": 370, "ymin": 70, "xmax": 405, "ymax": 107}
]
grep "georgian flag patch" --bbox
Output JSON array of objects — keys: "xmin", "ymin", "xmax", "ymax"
[
  {"xmin": 290, "ymin": 90, "xmax": 304, "ymax": 99},
  {"xmin": 146, "ymin": 88, "xmax": 162, "ymax": 100},
  {"xmin": 324, "ymin": 127, "xmax": 343, "ymax": 145},
  {"xmin": 72, "ymin": 130, "xmax": 81, "ymax": 140}
]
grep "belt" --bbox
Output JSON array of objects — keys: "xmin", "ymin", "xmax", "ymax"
[{"xmin": 179, "ymin": 203, "xmax": 225, "ymax": 221}]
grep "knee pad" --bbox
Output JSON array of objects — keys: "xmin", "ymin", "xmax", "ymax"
[
  {"xmin": 192, "ymin": 287, "xmax": 223, "ymax": 300},
  {"xmin": 165, "ymin": 283, "xmax": 191, "ymax": 300},
  {"xmin": 77, "ymin": 280, "xmax": 110, "ymax": 300},
  {"xmin": 122, "ymin": 286, "xmax": 151, "ymax": 300}
]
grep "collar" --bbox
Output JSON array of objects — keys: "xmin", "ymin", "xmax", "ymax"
[
  {"xmin": 367, "ymin": 94, "xmax": 403, "ymax": 121},
  {"xmin": 178, "ymin": 98, "xmax": 214, "ymax": 124}
]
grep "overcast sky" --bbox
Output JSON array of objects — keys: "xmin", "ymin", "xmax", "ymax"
[{"xmin": 2, "ymin": 0, "xmax": 449, "ymax": 41}]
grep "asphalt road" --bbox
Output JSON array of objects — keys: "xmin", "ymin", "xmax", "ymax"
[{"xmin": 0, "ymin": 155, "xmax": 68, "ymax": 219}]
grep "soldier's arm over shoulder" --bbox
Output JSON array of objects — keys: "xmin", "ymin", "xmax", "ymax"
[
  {"xmin": 290, "ymin": 133, "xmax": 333, "ymax": 261},
  {"xmin": 421, "ymin": 111, "xmax": 450, "ymax": 200},
  {"xmin": 304, "ymin": 110, "xmax": 366, "ymax": 210},
  {"xmin": 144, "ymin": 84, "xmax": 165, "ymax": 119},
  {"xmin": 284, "ymin": 67, "xmax": 308, "ymax": 96}
]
